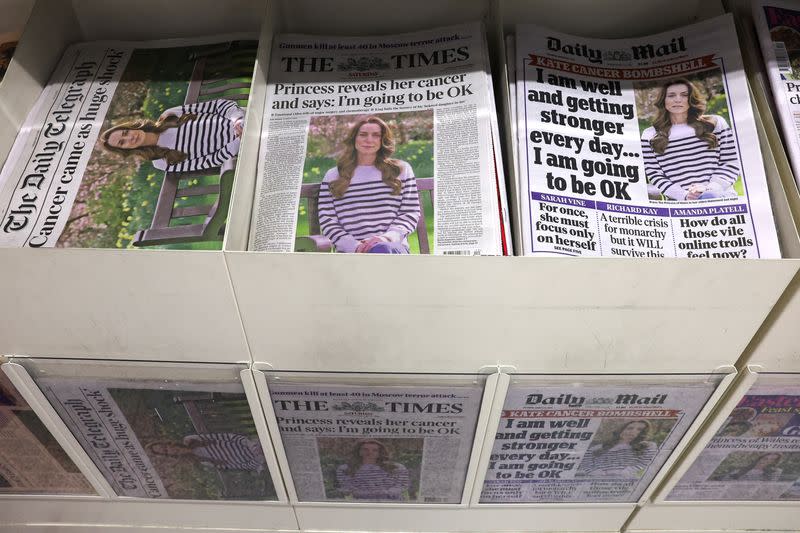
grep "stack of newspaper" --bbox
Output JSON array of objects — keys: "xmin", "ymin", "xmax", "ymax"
[
  {"xmin": 249, "ymin": 22, "xmax": 511, "ymax": 255},
  {"xmin": 507, "ymin": 15, "xmax": 781, "ymax": 258}
]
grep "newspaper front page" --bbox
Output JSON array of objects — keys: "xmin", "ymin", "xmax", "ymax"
[
  {"xmin": 36, "ymin": 376, "xmax": 277, "ymax": 500},
  {"xmin": 668, "ymin": 377, "xmax": 800, "ymax": 501},
  {"xmin": 250, "ymin": 22, "xmax": 507, "ymax": 255},
  {"xmin": 513, "ymin": 15, "xmax": 780, "ymax": 258},
  {"xmin": 0, "ymin": 36, "xmax": 257, "ymax": 249},
  {"xmin": 479, "ymin": 378, "xmax": 720, "ymax": 503},
  {"xmin": 754, "ymin": 1, "xmax": 800, "ymax": 191},
  {"xmin": 0, "ymin": 372, "xmax": 94, "ymax": 494},
  {"xmin": 268, "ymin": 381, "xmax": 484, "ymax": 503}
]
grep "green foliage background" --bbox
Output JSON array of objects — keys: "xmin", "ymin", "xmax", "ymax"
[{"xmin": 708, "ymin": 451, "xmax": 800, "ymax": 482}]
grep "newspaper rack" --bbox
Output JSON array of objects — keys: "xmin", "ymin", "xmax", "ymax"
[
  {"xmin": 627, "ymin": 367, "xmax": 800, "ymax": 532},
  {"xmin": 1, "ymin": 0, "xmax": 800, "ymax": 532},
  {"xmin": 0, "ymin": 358, "xmax": 298, "ymax": 532}
]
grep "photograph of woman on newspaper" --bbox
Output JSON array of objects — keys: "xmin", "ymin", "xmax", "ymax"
[
  {"xmin": 334, "ymin": 439, "xmax": 411, "ymax": 501},
  {"xmin": 100, "ymin": 98, "xmax": 245, "ymax": 173},
  {"xmin": 640, "ymin": 77, "xmax": 740, "ymax": 201},
  {"xmin": 318, "ymin": 116, "xmax": 421, "ymax": 254},
  {"xmin": 576, "ymin": 419, "xmax": 659, "ymax": 478},
  {"xmin": 713, "ymin": 452, "xmax": 784, "ymax": 482}
]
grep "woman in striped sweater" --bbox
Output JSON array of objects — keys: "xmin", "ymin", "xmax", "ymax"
[
  {"xmin": 100, "ymin": 98, "xmax": 245, "ymax": 173},
  {"xmin": 641, "ymin": 78, "xmax": 739, "ymax": 201},
  {"xmin": 335, "ymin": 439, "xmax": 411, "ymax": 501},
  {"xmin": 318, "ymin": 116, "xmax": 421, "ymax": 254},
  {"xmin": 576, "ymin": 419, "xmax": 658, "ymax": 478}
]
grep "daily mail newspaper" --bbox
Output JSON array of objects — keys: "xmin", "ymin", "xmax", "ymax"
[
  {"xmin": 513, "ymin": 15, "xmax": 781, "ymax": 258},
  {"xmin": 0, "ymin": 36, "xmax": 257, "ymax": 249},
  {"xmin": 250, "ymin": 22, "xmax": 508, "ymax": 255},
  {"xmin": 37, "ymin": 376, "xmax": 277, "ymax": 500},
  {"xmin": 668, "ymin": 378, "xmax": 800, "ymax": 501},
  {"xmin": 268, "ymin": 381, "xmax": 483, "ymax": 503},
  {"xmin": 479, "ymin": 379, "xmax": 720, "ymax": 503},
  {"xmin": 754, "ymin": 1, "xmax": 800, "ymax": 191}
]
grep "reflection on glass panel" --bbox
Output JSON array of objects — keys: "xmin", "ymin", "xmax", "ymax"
[
  {"xmin": 32, "ymin": 369, "xmax": 276, "ymax": 501},
  {"xmin": 479, "ymin": 376, "xmax": 721, "ymax": 504},
  {"xmin": 668, "ymin": 374, "xmax": 800, "ymax": 501},
  {"xmin": 0, "ymin": 372, "xmax": 94, "ymax": 495},
  {"xmin": 267, "ymin": 375, "xmax": 485, "ymax": 504}
]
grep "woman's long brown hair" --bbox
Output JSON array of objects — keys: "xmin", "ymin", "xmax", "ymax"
[
  {"xmin": 649, "ymin": 78, "xmax": 718, "ymax": 154},
  {"xmin": 345, "ymin": 439, "xmax": 397, "ymax": 474},
  {"xmin": 330, "ymin": 116, "xmax": 403, "ymax": 199},
  {"xmin": 100, "ymin": 113, "xmax": 197, "ymax": 165},
  {"xmin": 598, "ymin": 419, "xmax": 653, "ymax": 456}
]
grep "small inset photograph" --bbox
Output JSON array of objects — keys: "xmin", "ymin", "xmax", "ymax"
[
  {"xmin": 317, "ymin": 437, "xmax": 422, "ymax": 502},
  {"xmin": 296, "ymin": 111, "xmax": 434, "ymax": 254},
  {"xmin": 575, "ymin": 418, "xmax": 676, "ymax": 479},
  {"xmin": 708, "ymin": 451, "xmax": 800, "ymax": 483},
  {"xmin": 634, "ymin": 70, "xmax": 743, "ymax": 202}
]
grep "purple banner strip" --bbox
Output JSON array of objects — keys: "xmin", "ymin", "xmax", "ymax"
[
  {"xmin": 596, "ymin": 201, "xmax": 670, "ymax": 217},
  {"xmin": 532, "ymin": 192, "xmax": 596, "ymax": 209},
  {"xmin": 670, "ymin": 204, "xmax": 749, "ymax": 217}
]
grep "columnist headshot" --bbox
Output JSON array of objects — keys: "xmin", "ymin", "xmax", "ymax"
[
  {"xmin": 100, "ymin": 98, "xmax": 244, "ymax": 173},
  {"xmin": 334, "ymin": 439, "xmax": 412, "ymax": 501},
  {"xmin": 638, "ymin": 75, "xmax": 741, "ymax": 202},
  {"xmin": 316, "ymin": 116, "xmax": 421, "ymax": 254},
  {"xmin": 576, "ymin": 419, "xmax": 659, "ymax": 478}
]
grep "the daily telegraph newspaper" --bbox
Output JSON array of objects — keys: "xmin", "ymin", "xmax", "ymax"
[
  {"xmin": 0, "ymin": 372, "xmax": 93, "ymax": 494},
  {"xmin": 668, "ymin": 378, "xmax": 800, "ymax": 501},
  {"xmin": 268, "ymin": 381, "xmax": 483, "ymax": 503},
  {"xmin": 479, "ymin": 379, "xmax": 720, "ymax": 503},
  {"xmin": 754, "ymin": 1, "xmax": 800, "ymax": 191},
  {"xmin": 250, "ymin": 22, "xmax": 510, "ymax": 255},
  {"xmin": 511, "ymin": 15, "xmax": 781, "ymax": 258},
  {"xmin": 36, "ymin": 376, "xmax": 277, "ymax": 500},
  {"xmin": 0, "ymin": 36, "xmax": 257, "ymax": 249}
]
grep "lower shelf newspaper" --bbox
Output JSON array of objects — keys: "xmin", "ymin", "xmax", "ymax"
[{"xmin": 479, "ymin": 377, "xmax": 721, "ymax": 503}]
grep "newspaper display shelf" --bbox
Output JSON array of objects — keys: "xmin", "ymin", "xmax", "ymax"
[
  {"xmin": 627, "ymin": 368, "xmax": 800, "ymax": 532},
  {"xmin": 0, "ymin": 1, "xmax": 797, "ymax": 533},
  {"xmin": 0, "ymin": 0, "xmax": 267, "ymax": 364},
  {"xmin": 0, "ymin": 358, "xmax": 300, "ymax": 531}
]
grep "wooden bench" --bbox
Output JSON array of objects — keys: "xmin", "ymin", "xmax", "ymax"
[
  {"xmin": 133, "ymin": 42, "xmax": 256, "ymax": 247},
  {"xmin": 295, "ymin": 177, "xmax": 433, "ymax": 253}
]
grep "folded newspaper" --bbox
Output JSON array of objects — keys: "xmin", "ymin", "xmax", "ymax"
[
  {"xmin": 250, "ymin": 22, "xmax": 511, "ymax": 255},
  {"xmin": 268, "ymin": 380, "xmax": 483, "ymax": 503},
  {"xmin": 754, "ymin": 1, "xmax": 800, "ymax": 192},
  {"xmin": 0, "ymin": 36, "xmax": 258, "ymax": 249},
  {"xmin": 509, "ymin": 15, "xmax": 781, "ymax": 258},
  {"xmin": 479, "ymin": 378, "xmax": 720, "ymax": 503},
  {"xmin": 668, "ymin": 377, "xmax": 800, "ymax": 501}
]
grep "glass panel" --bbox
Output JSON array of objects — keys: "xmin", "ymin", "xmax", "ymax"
[
  {"xmin": 479, "ymin": 374, "xmax": 723, "ymax": 503},
  {"xmin": 25, "ymin": 360, "xmax": 277, "ymax": 501},
  {"xmin": 0, "ymin": 371, "xmax": 94, "ymax": 495},
  {"xmin": 265, "ymin": 372, "xmax": 486, "ymax": 504},
  {"xmin": 667, "ymin": 372, "xmax": 800, "ymax": 501}
]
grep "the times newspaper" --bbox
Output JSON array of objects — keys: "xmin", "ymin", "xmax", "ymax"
[
  {"xmin": 511, "ymin": 14, "xmax": 781, "ymax": 258},
  {"xmin": 250, "ymin": 22, "xmax": 510, "ymax": 255},
  {"xmin": 0, "ymin": 372, "xmax": 93, "ymax": 494},
  {"xmin": 37, "ymin": 376, "xmax": 277, "ymax": 500},
  {"xmin": 268, "ymin": 381, "xmax": 483, "ymax": 503},
  {"xmin": 479, "ymin": 379, "xmax": 720, "ymax": 503},
  {"xmin": 754, "ymin": 1, "xmax": 800, "ymax": 191},
  {"xmin": 0, "ymin": 36, "xmax": 257, "ymax": 249},
  {"xmin": 668, "ymin": 378, "xmax": 800, "ymax": 501}
]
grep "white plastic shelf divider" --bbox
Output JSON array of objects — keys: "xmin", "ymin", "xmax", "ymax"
[{"xmin": 0, "ymin": 0, "xmax": 270, "ymax": 363}]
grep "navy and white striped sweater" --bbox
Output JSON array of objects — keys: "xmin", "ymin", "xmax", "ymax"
[
  {"xmin": 318, "ymin": 161, "xmax": 420, "ymax": 253},
  {"xmin": 153, "ymin": 98, "xmax": 244, "ymax": 173},
  {"xmin": 641, "ymin": 115, "xmax": 739, "ymax": 200}
]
